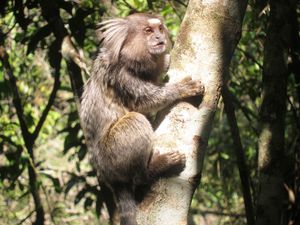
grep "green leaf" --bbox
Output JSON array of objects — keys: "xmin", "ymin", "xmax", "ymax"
[
  {"xmin": 74, "ymin": 188, "xmax": 88, "ymax": 205},
  {"xmin": 77, "ymin": 145, "xmax": 87, "ymax": 161},
  {"xmin": 65, "ymin": 175, "xmax": 85, "ymax": 195},
  {"xmin": 95, "ymin": 193, "xmax": 103, "ymax": 218},
  {"xmin": 84, "ymin": 196, "xmax": 93, "ymax": 210},
  {"xmin": 26, "ymin": 24, "xmax": 52, "ymax": 55},
  {"xmin": 40, "ymin": 171, "xmax": 62, "ymax": 193}
]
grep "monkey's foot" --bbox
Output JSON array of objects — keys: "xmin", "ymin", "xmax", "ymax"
[{"xmin": 148, "ymin": 151, "xmax": 186, "ymax": 179}]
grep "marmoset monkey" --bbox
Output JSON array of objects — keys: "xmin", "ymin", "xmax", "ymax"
[{"xmin": 80, "ymin": 13, "xmax": 204, "ymax": 225}]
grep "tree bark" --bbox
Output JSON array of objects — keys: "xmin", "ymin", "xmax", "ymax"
[
  {"xmin": 256, "ymin": 1, "xmax": 292, "ymax": 225},
  {"xmin": 137, "ymin": 0, "xmax": 248, "ymax": 224}
]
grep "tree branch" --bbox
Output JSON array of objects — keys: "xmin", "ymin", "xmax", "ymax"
[
  {"xmin": 190, "ymin": 208, "xmax": 246, "ymax": 219},
  {"xmin": 16, "ymin": 210, "xmax": 36, "ymax": 225},
  {"xmin": 40, "ymin": 0, "xmax": 85, "ymax": 104},
  {"xmin": 222, "ymin": 85, "xmax": 255, "ymax": 225},
  {"xmin": 230, "ymin": 91, "xmax": 259, "ymax": 135},
  {"xmin": 0, "ymin": 31, "xmax": 31, "ymax": 143},
  {"xmin": 0, "ymin": 30, "xmax": 46, "ymax": 225},
  {"xmin": 288, "ymin": 97, "xmax": 300, "ymax": 131},
  {"xmin": 32, "ymin": 61, "xmax": 61, "ymax": 142},
  {"xmin": 61, "ymin": 36, "xmax": 90, "ymax": 77},
  {"xmin": 173, "ymin": 0, "xmax": 188, "ymax": 7}
]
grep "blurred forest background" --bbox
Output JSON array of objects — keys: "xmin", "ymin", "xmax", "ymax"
[{"xmin": 0, "ymin": 0, "xmax": 299, "ymax": 224}]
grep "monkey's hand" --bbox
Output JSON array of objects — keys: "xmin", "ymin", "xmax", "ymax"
[{"xmin": 176, "ymin": 76, "xmax": 205, "ymax": 98}]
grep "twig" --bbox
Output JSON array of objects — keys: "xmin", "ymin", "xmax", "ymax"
[
  {"xmin": 15, "ymin": 210, "xmax": 35, "ymax": 225},
  {"xmin": 41, "ymin": 184, "xmax": 57, "ymax": 225},
  {"xmin": 61, "ymin": 36, "xmax": 90, "ymax": 77},
  {"xmin": 167, "ymin": 0, "xmax": 183, "ymax": 20},
  {"xmin": 0, "ymin": 134, "xmax": 22, "ymax": 148},
  {"xmin": 32, "ymin": 59, "xmax": 61, "ymax": 142},
  {"xmin": 190, "ymin": 208, "xmax": 245, "ymax": 218},
  {"xmin": 121, "ymin": 0, "xmax": 137, "ymax": 12},
  {"xmin": 288, "ymin": 97, "xmax": 300, "ymax": 131},
  {"xmin": 237, "ymin": 47, "xmax": 263, "ymax": 69},
  {"xmin": 3, "ymin": 21, "xmax": 17, "ymax": 37},
  {"xmin": 229, "ymin": 90, "xmax": 259, "ymax": 135},
  {"xmin": 173, "ymin": 0, "xmax": 188, "ymax": 7}
]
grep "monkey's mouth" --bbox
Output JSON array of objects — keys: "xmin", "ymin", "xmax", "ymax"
[
  {"xmin": 154, "ymin": 41, "xmax": 165, "ymax": 47},
  {"xmin": 151, "ymin": 42, "xmax": 165, "ymax": 50},
  {"xmin": 149, "ymin": 42, "xmax": 166, "ymax": 55}
]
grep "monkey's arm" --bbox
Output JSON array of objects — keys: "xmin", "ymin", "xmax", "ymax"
[{"xmin": 116, "ymin": 71, "xmax": 204, "ymax": 113}]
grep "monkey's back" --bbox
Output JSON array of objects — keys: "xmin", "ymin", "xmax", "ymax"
[
  {"xmin": 80, "ymin": 51, "xmax": 125, "ymax": 139},
  {"xmin": 80, "ymin": 53, "xmax": 153, "ymax": 184},
  {"xmin": 80, "ymin": 55, "xmax": 123, "ymax": 152}
]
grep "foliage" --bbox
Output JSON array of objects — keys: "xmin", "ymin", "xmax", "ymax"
[{"xmin": 0, "ymin": 0, "xmax": 299, "ymax": 224}]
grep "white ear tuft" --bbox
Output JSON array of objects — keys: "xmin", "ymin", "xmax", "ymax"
[{"xmin": 97, "ymin": 18, "xmax": 129, "ymax": 63}]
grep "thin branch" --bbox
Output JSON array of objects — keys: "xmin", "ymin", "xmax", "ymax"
[
  {"xmin": 147, "ymin": 0, "xmax": 153, "ymax": 10},
  {"xmin": 167, "ymin": 0, "xmax": 183, "ymax": 20},
  {"xmin": 0, "ymin": 134, "xmax": 22, "ymax": 148},
  {"xmin": 61, "ymin": 36, "xmax": 90, "ymax": 77},
  {"xmin": 190, "ymin": 208, "xmax": 246, "ymax": 218},
  {"xmin": 15, "ymin": 210, "xmax": 35, "ymax": 225},
  {"xmin": 0, "ymin": 30, "xmax": 46, "ymax": 223},
  {"xmin": 32, "ymin": 62, "xmax": 61, "ymax": 142},
  {"xmin": 41, "ymin": 183, "xmax": 57, "ymax": 225},
  {"xmin": 238, "ymin": 47, "xmax": 263, "ymax": 69},
  {"xmin": 3, "ymin": 21, "xmax": 17, "ymax": 37},
  {"xmin": 288, "ymin": 97, "xmax": 300, "ymax": 131},
  {"xmin": 39, "ymin": 0, "xmax": 86, "ymax": 102},
  {"xmin": 173, "ymin": 0, "xmax": 188, "ymax": 7},
  {"xmin": 0, "ymin": 31, "xmax": 31, "ymax": 142},
  {"xmin": 230, "ymin": 91, "xmax": 259, "ymax": 135},
  {"xmin": 121, "ymin": 0, "xmax": 137, "ymax": 12},
  {"xmin": 222, "ymin": 85, "xmax": 255, "ymax": 225}
]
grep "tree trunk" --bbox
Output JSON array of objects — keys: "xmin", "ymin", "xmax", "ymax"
[
  {"xmin": 256, "ymin": 1, "xmax": 292, "ymax": 225},
  {"xmin": 137, "ymin": 0, "xmax": 248, "ymax": 224}
]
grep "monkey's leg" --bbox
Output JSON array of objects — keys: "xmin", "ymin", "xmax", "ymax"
[
  {"xmin": 103, "ymin": 111, "xmax": 154, "ymax": 183},
  {"xmin": 147, "ymin": 151, "xmax": 186, "ymax": 180},
  {"xmin": 102, "ymin": 112, "xmax": 155, "ymax": 225},
  {"xmin": 103, "ymin": 111, "xmax": 186, "ymax": 183}
]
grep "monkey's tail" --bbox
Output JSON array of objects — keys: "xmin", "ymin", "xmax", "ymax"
[{"xmin": 114, "ymin": 184, "xmax": 137, "ymax": 225}]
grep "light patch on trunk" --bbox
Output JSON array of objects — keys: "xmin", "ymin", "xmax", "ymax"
[{"xmin": 148, "ymin": 18, "xmax": 161, "ymax": 25}]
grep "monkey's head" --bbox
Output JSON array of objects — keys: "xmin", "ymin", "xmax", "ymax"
[
  {"xmin": 126, "ymin": 13, "xmax": 169, "ymax": 55},
  {"xmin": 97, "ymin": 13, "xmax": 170, "ymax": 64}
]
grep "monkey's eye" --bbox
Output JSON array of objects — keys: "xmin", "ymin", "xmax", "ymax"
[
  {"xmin": 159, "ymin": 25, "xmax": 163, "ymax": 32},
  {"xmin": 144, "ymin": 27, "xmax": 153, "ymax": 34}
]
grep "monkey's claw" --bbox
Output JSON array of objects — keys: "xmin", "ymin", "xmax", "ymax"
[
  {"xmin": 178, "ymin": 78, "xmax": 205, "ymax": 98},
  {"xmin": 148, "ymin": 151, "xmax": 186, "ymax": 178},
  {"xmin": 165, "ymin": 151, "xmax": 186, "ymax": 168}
]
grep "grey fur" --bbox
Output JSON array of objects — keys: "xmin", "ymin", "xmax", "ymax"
[
  {"xmin": 97, "ymin": 18, "xmax": 128, "ymax": 63},
  {"xmin": 80, "ymin": 13, "xmax": 204, "ymax": 225}
]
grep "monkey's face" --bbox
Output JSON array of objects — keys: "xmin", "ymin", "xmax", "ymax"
[{"xmin": 143, "ymin": 18, "xmax": 168, "ymax": 55}]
